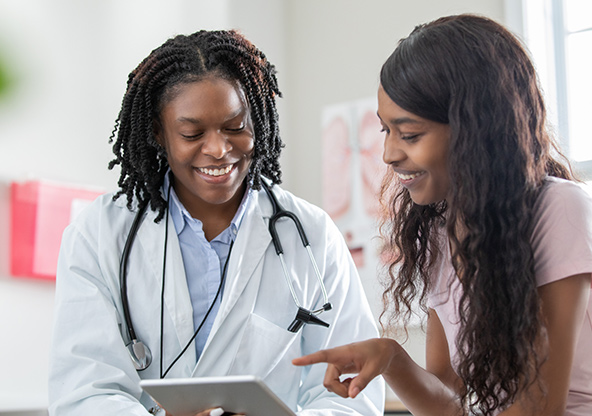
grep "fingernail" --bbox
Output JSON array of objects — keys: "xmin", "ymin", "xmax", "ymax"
[
  {"xmin": 350, "ymin": 386, "xmax": 360, "ymax": 398},
  {"xmin": 210, "ymin": 408, "xmax": 225, "ymax": 416}
]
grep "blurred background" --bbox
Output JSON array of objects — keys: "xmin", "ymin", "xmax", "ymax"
[{"xmin": 0, "ymin": 0, "xmax": 590, "ymax": 412}]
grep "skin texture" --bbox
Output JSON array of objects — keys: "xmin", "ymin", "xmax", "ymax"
[
  {"xmin": 155, "ymin": 76, "xmax": 255, "ymax": 241},
  {"xmin": 377, "ymin": 85, "xmax": 451, "ymax": 206}
]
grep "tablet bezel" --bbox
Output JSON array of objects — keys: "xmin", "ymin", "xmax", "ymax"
[{"xmin": 140, "ymin": 375, "xmax": 296, "ymax": 416}]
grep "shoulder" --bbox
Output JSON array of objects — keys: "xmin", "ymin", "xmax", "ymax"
[
  {"xmin": 532, "ymin": 177, "xmax": 592, "ymax": 286},
  {"xmin": 71, "ymin": 191, "xmax": 132, "ymax": 227},
  {"xmin": 537, "ymin": 176, "xmax": 592, "ymax": 208},
  {"xmin": 533, "ymin": 177, "xmax": 592, "ymax": 236},
  {"xmin": 66, "ymin": 191, "xmax": 152, "ymax": 244}
]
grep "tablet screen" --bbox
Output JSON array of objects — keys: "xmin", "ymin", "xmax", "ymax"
[{"xmin": 140, "ymin": 375, "xmax": 296, "ymax": 416}]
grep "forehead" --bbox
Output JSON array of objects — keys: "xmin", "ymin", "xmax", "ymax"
[{"xmin": 160, "ymin": 77, "xmax": 249, "ymax": 118}]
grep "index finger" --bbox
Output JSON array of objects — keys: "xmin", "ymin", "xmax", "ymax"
[{"xmin": 292, "ymin": 349, "xmax": 331, "ymax": 366}]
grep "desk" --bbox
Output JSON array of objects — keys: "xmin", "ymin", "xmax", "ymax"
[{"xmin": 385, "ymin": 400, "xmax": 410, "ymax": 415}]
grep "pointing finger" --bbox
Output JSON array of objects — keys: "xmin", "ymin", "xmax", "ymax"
[{"xmin": 292, "ymin": 349, "xmax": 331, "ymax": 366}]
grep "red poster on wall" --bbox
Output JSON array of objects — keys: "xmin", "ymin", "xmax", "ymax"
[{"xmin": 10, "ymin": 180, "xmax": 105, "ymax": 280}]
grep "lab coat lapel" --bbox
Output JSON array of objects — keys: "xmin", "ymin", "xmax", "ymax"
[
  {"xmin": 214, "ymin": 190, "xmax": 271, "ymax": 330},
  {"xmin": 136, "ymin": 208, "xmax": 197, "ymax": 376},
  {"xmin": 195, "ymin": 190, "xmax": 272, "ymax": 374}
]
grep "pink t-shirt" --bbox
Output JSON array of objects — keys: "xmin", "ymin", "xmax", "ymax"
[{"xmin": 427, "ymin": 177, "xmax": 592, "ymax": 415}]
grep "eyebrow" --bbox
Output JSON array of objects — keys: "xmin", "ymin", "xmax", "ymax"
[
  {"xmin": 177, "ymin": 108, "xmax": 247, "ymax": 124},
  {"xmin": 377, "ymin": 112, "xmax": 425, "ymax": 126},
  {"xmin": 176, "ymin": 116, "xmax": 201, "ymax": 124}
]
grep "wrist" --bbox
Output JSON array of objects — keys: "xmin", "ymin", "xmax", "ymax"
[{"xmin": 379, "ymin": 337, "xmax": 406, "ymax": 380}]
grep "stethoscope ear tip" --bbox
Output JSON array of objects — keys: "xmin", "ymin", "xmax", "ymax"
[{"xmin": 323, "ymin": 302, "xmax": 332, "ymax": 311}]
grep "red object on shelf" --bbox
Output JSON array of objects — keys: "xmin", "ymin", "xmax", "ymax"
[{"xmin": 10, "ymin": 180, "xmax": 104, "ymax": 280}]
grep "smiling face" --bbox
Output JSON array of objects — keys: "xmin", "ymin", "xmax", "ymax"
[
  {"xmin": 378, "ymin": 85, "xmax": 451, "ymax": 206},
  {"xmin": 156, "ymin": 76, "xmax": 254, "ymax": 218}
]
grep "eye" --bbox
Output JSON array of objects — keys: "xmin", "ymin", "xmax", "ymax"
[
  {"xmin": 226, "ymin": 124, "xmax": 245, "ymax": 133},
  {"xmin": 180, "ymin": 132, "xmax": 204, "ymax": 140},
  {"xmin": 380, "ymin": 126, "xmax": 390, "ymax": 134},
  {"xmin": 401, "ymin": 134, "xmax": 420, "ymax": 142}
]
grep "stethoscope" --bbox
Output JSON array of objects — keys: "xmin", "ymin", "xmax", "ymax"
[
  {"xmin": 120, "ymin": 179, "xmax": 332, "ymax": 374},
  {"xmin": 260, "ymin": 180, "xmax": 332, "ymax": 331}
]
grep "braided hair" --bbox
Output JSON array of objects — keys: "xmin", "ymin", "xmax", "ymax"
[{"xmin": 108, "ymin": 30, "xmax": 283, "ymax": 221}]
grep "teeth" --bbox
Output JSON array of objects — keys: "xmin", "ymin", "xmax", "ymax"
[
  {"xmin": 199, "ymin": 165, "xmax": 233, "ymax": 177},
  {"xmin": 398, "ymin": 172, "xmax": 422, "ymax": 180}
]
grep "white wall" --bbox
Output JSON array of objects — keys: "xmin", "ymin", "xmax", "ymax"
[{"xmin": 0, "ymin": 0, "xmax": 505, "ymax": 410}]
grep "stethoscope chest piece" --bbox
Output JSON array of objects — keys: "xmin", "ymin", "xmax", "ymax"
[{"xmin": 127, "ymin": 339, "xmax": 152, "ymax": 371}]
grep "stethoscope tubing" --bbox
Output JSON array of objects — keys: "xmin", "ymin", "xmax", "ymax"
[
  {"xmin": 120, "ymin": 179, "xmax": 332, "ymax": 373},
  {"xmin": 261, "ymin": 181, "xmax": 331, "ymax": 310},
  {"xmin": 119, "ymin": 201, "xmax": 150, "ymax": 343}
]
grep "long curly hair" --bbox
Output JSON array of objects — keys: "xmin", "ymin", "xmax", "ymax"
[
  {"xmin": 108, "ymin": 30, "xmax": 283, "ymax": 221},
  {"xmin": 378, "ymin": 14, "xmax": 573, "ymax": 414}
]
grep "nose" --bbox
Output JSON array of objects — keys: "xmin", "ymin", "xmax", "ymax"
[
  {"xmin": 201, "ymin": 131, "xmax": 232, "ymax": 159},
  {"xmin": 382, "ymin": 136, "xmax": 405, "ymax": 165}
]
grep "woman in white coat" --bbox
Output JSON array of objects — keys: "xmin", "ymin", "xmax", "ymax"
[{"xmin": 48, "ymin": 30, "xmax": 384, "ymax": 415}]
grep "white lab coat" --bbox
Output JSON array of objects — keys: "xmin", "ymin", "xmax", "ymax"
[{"xmin": 48, "ymin": 184, "xmax": 384, "ymax": 415}]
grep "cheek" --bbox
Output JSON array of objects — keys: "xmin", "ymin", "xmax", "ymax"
[
  {"xmin": 237, "ymin": 136, "xmax": 255, "ymax": 157},
  {"xmin": 433, "ymin": 156, "xmax": 451, "ymax": 195},
  {"xmin": 166, "ymin": 142, "xmax": 197, "ymax": 166}
]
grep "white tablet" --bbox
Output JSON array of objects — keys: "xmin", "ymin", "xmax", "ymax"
[{"xmin": 140, "ymin": 375, "xmax": 296, "ymax": 416}]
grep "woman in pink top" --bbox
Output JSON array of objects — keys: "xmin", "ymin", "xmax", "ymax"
[{"xmin": 294, "ymin": 14, "xmax": 592, "ymax": 416}]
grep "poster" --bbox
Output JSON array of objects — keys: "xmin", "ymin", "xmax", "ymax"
[{"xmin": 321, "ymin": 98, "xmax": 387, "ymax": 320}]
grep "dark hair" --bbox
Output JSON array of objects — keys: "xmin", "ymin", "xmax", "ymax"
[
  {"xmin": 108, "ymin": 30, "xmax": 283, "ymax": 221},
  {"xmin": 378, "ymin": 14, "xmax": 573, "ymax": 414}
]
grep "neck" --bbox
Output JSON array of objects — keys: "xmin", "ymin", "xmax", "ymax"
[
  {"xmin": 174, "ymin": 181, "xmax": 246, "ymax": 242},
  {"xmin": 200, "ymin": 196, "xmax": 243, "ymax": 241}
]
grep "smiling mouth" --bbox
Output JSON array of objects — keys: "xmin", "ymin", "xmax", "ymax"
[
  {"xmin": 198, "ymin": 165, "xmax": 233, "ymax": 177},
  {"xmin": 397, "ymin": 171, "xmax": 424, "ymax": 181}
]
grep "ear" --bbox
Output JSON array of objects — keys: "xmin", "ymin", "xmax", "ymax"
[{"xmin": 153, "ymin": 119, "xmax": 164, "ymax": 146}]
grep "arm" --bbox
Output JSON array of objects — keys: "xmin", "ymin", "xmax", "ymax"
[
  {"xmin": 497, "ymin": 180, "xmax": 592, "ymax": 414},
  {"xmin": 385, "ymin": 309, "xmax": 465, "ymax": 416},
  {"xmin": 499, "ymin": 273, "xmax": 590, "ymax": 415},
  {"xmin": 48, "ymin": 222, "xmax": 155, "ymax": 415},
  {"xmin": 295, "ymin": 274, "xmax": 590, "ymax": 416},
  {"xmin": 293, "ymin": 309, "xmax": 465, "ymax": 416}
]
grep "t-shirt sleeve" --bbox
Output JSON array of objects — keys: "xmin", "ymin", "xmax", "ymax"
[{"xmin": 532, "ymin": 178, "xmax": 592, "ymax": 287}]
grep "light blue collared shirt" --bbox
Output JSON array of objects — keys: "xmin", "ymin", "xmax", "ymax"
[{"xmin": 163, "ymin": 174, "xmax": 251, "ymax": 359}]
